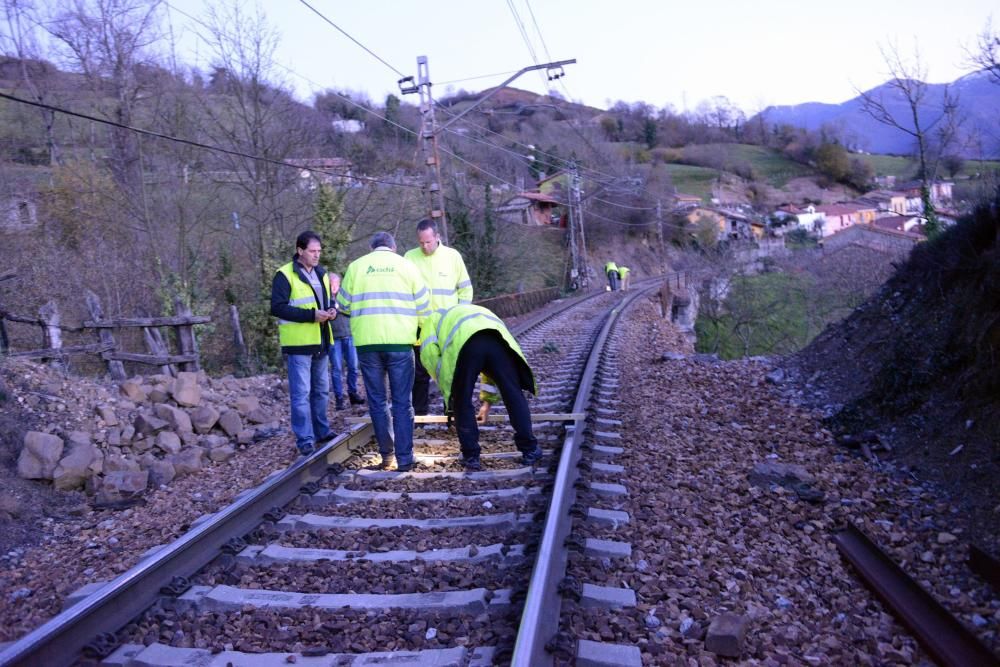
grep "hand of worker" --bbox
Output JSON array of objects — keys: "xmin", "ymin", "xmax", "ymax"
[
  {"xmin": 477, "ymin": 402, "xmax": 492, "ymax": 424},
  {"xmin": 314, "ymin": 309, "xmax": 334, "ymax": 322}
]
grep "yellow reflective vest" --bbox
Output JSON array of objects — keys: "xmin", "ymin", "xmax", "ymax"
[
  {"xmin": 272, "ymin": 261, "xmax": 331, "ymax": 352},
  {"xmin": 604, "ymin": 261, "xmax": 619, "ymax": 275},
  {"xmin": 403, "ymin": 244, "xmax": 473, "ymax": 313},
  {"xmin": 419, "ymin": 304, "xmax": 535, "ymax": 409},
  {"xmin": 337, "ymin": 248, "xmax": 430, "ymax": 351}
]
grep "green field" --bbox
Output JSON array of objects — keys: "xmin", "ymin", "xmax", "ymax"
[
  {"xmin": 661, "ymin": 164, "xmax": 717, "ymax": 201},
  {"xmin": 708, "ymin": 143, "xmax": 816, "ymax": 187},
  {"xmin": 856, "ymin": 153, "xmax": 1000, "ymax": 180}
]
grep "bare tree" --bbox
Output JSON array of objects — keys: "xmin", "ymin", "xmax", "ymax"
[
  {"xmin": 968, "ymin": 17, "xmax": 1000, "ymax": 84},
  {"xmin": 2, "ymin": 0, "xmax": 61, "ymax": 164},
  {"xmin": 858, "ymin": 41, "xmax": 961, "ymax": 237},
  {"xmin": 44, "ymin": 0, "xmax": 164, "ymax": 194}
]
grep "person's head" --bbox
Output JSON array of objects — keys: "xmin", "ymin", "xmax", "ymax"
[
  {"xmin": 370, "ymin": 231, "xmax": 396, "ymax": 251},
  {"xmin": 329, "ymin": 273, "xmax": 341, "ymax": 293},
  {"xmin": 415, "ymin": 218, "xmax": 440, "ymax": 256},
  {"xmin": 296, "ymin": 230, "xmax": 322, "ymax": 269}
]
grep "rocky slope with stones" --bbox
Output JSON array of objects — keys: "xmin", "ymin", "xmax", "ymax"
[
  {"xmin": 559, "ymin": 297, "xmax": 997, "ymax": 664},
  {"xmin": 0, "ymin": 357, "xmax": 368, "ymax": 642}
]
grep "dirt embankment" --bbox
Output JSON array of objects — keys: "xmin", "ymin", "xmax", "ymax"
[{"xmin": 784, "ymin": 204, "xmax": 1000, "ymax": 547}]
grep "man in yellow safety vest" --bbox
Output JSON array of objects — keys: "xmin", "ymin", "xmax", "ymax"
[
  {"xmin": 419, "ymin": 303, "xmax": 542, "ymax": 471},
  {"xmin": 338, "ymin": 231, "xmax": 430, "ymax": 471},
  {"xmin": 403, "ymin": 218, "xmax": 473, "ymax": 416},
  {"xmin": 269, "ymin": 230, "xmax": 336, "ymax": 456}
]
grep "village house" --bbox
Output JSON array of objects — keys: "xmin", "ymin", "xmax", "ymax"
[
  {"xmin": 813, "ymin": 202, "xmax": 875, "ymax": 236},
  {"xmin": 872, "ymin": 213, "xmax": 925, "ymax": 234},
  {"xmin": 496, "ymin": 191, "xmax": 564, "ymax": 226},
  {"xmin": 772, "ymin": 203, "xmax": 826, "ymax": 234},
  {"xmin": 671, "ymin": 192, "xmax": 702, "ymax": 209},
  {"xmin": 854, "ymin": 190, "xmax": 908, "ymax": 215},
  {"xmin": 683, "ymin": 206, "xmax": 756, "ymax": 242},
  {"xmin": 286, "ymin": 157, "xmax": 355, "ymax": 189}
]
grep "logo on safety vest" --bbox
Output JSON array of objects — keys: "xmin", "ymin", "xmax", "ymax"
[{"xmin": 366, "ymin": 265, "xmax": 395, "ymax": 274}]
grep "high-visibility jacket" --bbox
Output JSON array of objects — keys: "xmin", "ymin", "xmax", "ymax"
[
  {"xmin": 270, "ymin": 260, "xmax": 332, "ymax": 353},
  {"xmin": 337, "ymin": 248, "xmax": 430, "ymax": 351},
  {"xmin": 604, "ymin": 261, "xmax": 619, "ymax": 275},
  {"xmin": 403, "ymin": 244, "xmax": 473, "ymax": 313},
  {"xmin": 419, "ymin": 304, "xmax": 535, "ymax": 409},
  {"xmin": 618, "ymin": 266, "xmax": 630, "ymax": 279}
]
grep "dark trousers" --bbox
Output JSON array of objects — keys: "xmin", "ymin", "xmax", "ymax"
[
  {"xmin": 607, "ymin": 271, "xmax": 620, "ymax": 291},
  {"xmin": 412, "ymin": 346, "xmax": 433, "ymax": 415},
  {"xmin": 452, "ymin": 331, "xmax": 537, "ymax": 459}
]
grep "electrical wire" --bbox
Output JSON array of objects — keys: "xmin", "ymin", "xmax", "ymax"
[
  {"xmin": 0, "ymin": 91, "xmax": 422, "ymax": 189},
  {"xmin": 295, "ymin": 0, "xmax": 407, "ymax": 78}
]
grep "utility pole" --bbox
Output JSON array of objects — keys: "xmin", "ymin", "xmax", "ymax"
[
  {"xmin": 414, "ymin": 56, "xmax": 448, "ymax": 244},
  {"xmin": 398, "ymin": 56, "xmax": 576, "ymax": 248},
  {"xmin": 568, "ymin": 163, "xmax": 589, "ymax": 290}
]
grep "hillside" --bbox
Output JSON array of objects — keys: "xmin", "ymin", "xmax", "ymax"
[
  {"xmin": 784, "ymin": 204, "xmax": 1000, "ymax": 545},
  {"xmin": 758, "ymin": 71, "xmax": 1000, "ymax": 157}
]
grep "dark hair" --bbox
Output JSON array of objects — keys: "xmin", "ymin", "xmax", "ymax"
[
  {"xmin": 370, "ymin": 231, "xmax": 395, "ymax": 249},
  {"xmin": 415, "ymin": 218, "xmax": 438, "ymax": 234},
  {"xmin": 296, "ymin": 230, "xmax": 322, "ymax": 249}
]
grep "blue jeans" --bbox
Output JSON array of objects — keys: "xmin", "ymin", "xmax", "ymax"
[
  {"xmin": 285, "ymin": 352, "xmax": 331, "ymax": 451},
  {"xmin": 358, "ymin": 350, "xmax": 414, "ymax": 466},
  {"xmin": 329, "ymin": 336, "xmax": 360, "ymax": 399}
]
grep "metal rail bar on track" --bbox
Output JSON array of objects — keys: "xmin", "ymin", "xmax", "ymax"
[
  {"xmin": 0, "ymin": 280, "xmax": 665, "ymax": 666},
  {"xmin": 834, "ymin": 524, "xmax": 999, "ymax": 667},
  {"xmin": 511, "ymin": 285, "xmax": 656, "ymax": 666},
  {"xmin": 0, "ymin": 424, "xmax": 375, "ymax": 667}
]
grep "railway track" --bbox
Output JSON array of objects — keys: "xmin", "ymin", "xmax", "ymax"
[{"xmin": 0, "ymin": 284, "xmax": 655, "ymax": 667}]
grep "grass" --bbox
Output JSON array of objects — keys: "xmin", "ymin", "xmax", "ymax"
[
  {"xmin": 695, "ymin": 271, "xmax": 821, "ymax": 359},
  {"xmin": 661, "ymin": 164, "xmax": 716, "ymax": 201},
  {"xmin": 855, "ymin": 153, "xmax": 1000, "ymax": 180},
  {"xmin": 710, "ymin": 143, "xmax": 815, "ymax": 187}
]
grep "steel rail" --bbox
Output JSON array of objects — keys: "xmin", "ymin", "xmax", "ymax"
[
  {"xmin": 834, "ymin": 524, "xmax": 999, "ymax": 667},
  {"xmin": 511, "ymin": 284, "xmax": 655, "ymax": 666},
  {"xmin": 0, "ymin": 424, "xmax": 374, "ymax": 667},
  {"xmin": 0, "ymin": 282, "xmax": 662, "ymax": 665}
]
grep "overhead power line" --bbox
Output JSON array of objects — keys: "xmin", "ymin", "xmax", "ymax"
[
  {"xmin": 0, "ymin": 91, "xmax": 421, "ymax": 189},
  {"xmin": 295, "ymin": 0, "xmax": 406, "ymax": 78}
]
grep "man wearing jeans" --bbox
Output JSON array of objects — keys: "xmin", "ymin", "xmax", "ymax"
[
  {"xmin": 327, "ymin": 273, "xmax": 364, "ymax": 410},
  {"xmin": 270, "ymin": 230, "xmax": 336, "ymax": 456},
  {"xmin": 338, "ymin": 232, "xmax": 430, "ymax": 472}
]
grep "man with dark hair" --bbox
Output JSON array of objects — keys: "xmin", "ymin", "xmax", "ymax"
[
  {"xmin": 403, "ymin": 218, "xmax": 473, "ymax": 415},
  {"xmin": 338, "ymin": 231, "xmax": 430, "ymax": 471},
  {"xmin": 270, "ymin": 230, "xmax": 336, "ymax": 456}
]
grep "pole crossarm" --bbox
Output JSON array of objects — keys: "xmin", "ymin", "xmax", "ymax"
[{"xmin": 437, "ymin": 59, "xmax": 576, "ymax": 132}]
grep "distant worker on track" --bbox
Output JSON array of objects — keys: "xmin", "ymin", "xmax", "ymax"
[
  {"xmin": 419, "ymin": 304, "xmax": 542, "ymax": 471},
  {"xmin": 604, "ymin": 261, "xmax": 620, "ymax": 291},
  {"xmin": 618, "ymin": 265, "xmax": 631, "ymax": 291}
]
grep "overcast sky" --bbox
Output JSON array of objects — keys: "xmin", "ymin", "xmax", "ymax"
[{"xmin": 165, "ymin": 0, "xmax": 995, "ymax": 113}]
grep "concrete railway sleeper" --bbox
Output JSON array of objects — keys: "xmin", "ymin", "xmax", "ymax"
[{"xmin": 0, "ymin": 284, "xmax": 657, "ymax": 667}]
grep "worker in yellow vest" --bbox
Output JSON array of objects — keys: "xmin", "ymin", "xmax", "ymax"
[
  {"xmin": 419, "ymin": 304, "xmax": 542, "ymax": 471},
  {"xmin": 618, "ymin": 265, "xmax": 631, "ymax": 291},
  {"xmin": 604, "ymin": 261, "xmax": 620, "ymax": 291},
  {"xmin": 403, "ymin": 218, "xmax": 473, "ymax": 416},
  {"xmin": 338, "ymin": 231, "xmax": 430, "ymax": 472},
  {"xmin": 269, "ymin": 230, "xmax": 336, "ymax": 456}
]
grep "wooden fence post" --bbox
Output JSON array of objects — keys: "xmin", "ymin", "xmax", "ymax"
[
  {"xmin": 174, "ymin": 297, "xmax": 200, "ymax": 372},
  {"xmin": 143, "ymin": 326, "xmax": 175, "ymax": 377},
  {"xmin": 84, "ymin": 290, "xmax": 127, "ymax": 380},
  {"xmin": 37, "ymin": 300, "xmax": 64, "ymax": 369}
]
